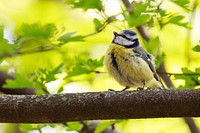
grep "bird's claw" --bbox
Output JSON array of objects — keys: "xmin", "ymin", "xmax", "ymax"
[
  {"xmin": 108, "ymin": 89, "xmax": 116, "ymax": 91},
  {"xmin": 137, "ymin": 87, "xmax": 144, "ymax": 90},
  {"xmin": 147, "ymin": 87, "xmax": 154, "ymax": 90}
]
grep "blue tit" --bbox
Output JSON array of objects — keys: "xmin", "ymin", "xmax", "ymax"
[{"xmin": 104, "ymin": 30, "xmax": 164, "ymax": 91}]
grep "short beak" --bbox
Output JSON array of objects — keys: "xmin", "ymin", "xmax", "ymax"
[{"xmin": 113, "ymin": 31, "xmax": 119, "ymax": 36}]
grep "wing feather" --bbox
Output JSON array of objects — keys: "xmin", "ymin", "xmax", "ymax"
[{"xmin": 133, "ymin": 47, "xmax": 160, "ymax": 81}]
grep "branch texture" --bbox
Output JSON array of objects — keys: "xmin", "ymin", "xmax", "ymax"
[{"xmin": 0, "ymin": 89, "xmax": 200, "ymax": 123}]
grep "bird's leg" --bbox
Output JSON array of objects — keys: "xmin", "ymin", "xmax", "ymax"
[
  {"xmin": 137, "ymin": 87, "xmax": 144, "ymax": 90},
  {"xmin": 137, "ymin": 81, "xmax": 146, "ymax": 90},
  {"xmin": 108, "ymin": 86, "xmax": 130, "ymax": 91},
  {"xmin": 121, "ymin": 86, "xmax": 130, "ymax": 91},
  {"xmin": 108, "ymin": 89, "xmax": 116, "ymax": 91}
]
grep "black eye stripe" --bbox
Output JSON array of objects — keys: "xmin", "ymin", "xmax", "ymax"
[{"xmin": 118, "ymin": 34, "xmax": 135, "ymax": 42}]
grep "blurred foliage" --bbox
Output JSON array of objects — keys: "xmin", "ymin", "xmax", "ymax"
[
  {"xmin": 66, "ymin": 122, "xmax": 83, "ymax": 131},
  {"xmin": 0, "ymin": 0, "xmax": 200, "ymax": 133},
  {"xmin": 171, "ymin": 0, "xmax": 191, "ymax": 11},
  {"xmin": 67, "ymin": 56, "xmax": 103, "ymax": 77},
  {"xmin": 94, "ymin": 120, "xmax": 124, "ymax": 133},
  {"xmin": 192, "ymin": 44, "xmax": 200, "ymax": 52},
  {"xmin": 174, "ymin": 67, "xmax": 200, "ymax": 88},
  {"xmin": 66, "ymin": 0, "xmax": 103, "ymax": 11},
  {"xmin": 0, "ymin": 27, "xmax": 17, "ymax": 59}
]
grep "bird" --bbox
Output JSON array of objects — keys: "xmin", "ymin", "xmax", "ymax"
[{"xmin": 104, "ymin": 30, "xmax": 164, "ymax": 91}]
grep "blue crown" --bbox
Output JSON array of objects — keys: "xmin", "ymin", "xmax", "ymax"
[{"xmin": 122, "ymin": 30, "xmax": 136, "ymax": 36}]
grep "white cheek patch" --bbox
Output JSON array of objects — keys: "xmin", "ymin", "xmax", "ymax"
[{"xmin": 115, "ymin": 36, "xmax": 135, "ymax": 46}]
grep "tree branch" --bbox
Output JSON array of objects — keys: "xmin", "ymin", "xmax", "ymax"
[{"xmin": 0, "ymin": 89, "xmax": 200, "ymax": 123}]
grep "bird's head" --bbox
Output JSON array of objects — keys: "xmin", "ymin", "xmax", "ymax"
[{"xmin": 112, "ymin": 30, "xmax": 139, "ymax": 48}]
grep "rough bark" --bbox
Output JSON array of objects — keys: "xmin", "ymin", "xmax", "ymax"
[{"xmin": 0, "ymin": 89, "xmax": 199, "ymax": 123}]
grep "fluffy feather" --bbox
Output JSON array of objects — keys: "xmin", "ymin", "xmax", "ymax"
[
  {"xmin": 104, "ymin": 30, "xmax": 163, "ymax": 90},
  {"xmin": 104, "ymin": 42, "xmax": 162, "ymax": 89}
]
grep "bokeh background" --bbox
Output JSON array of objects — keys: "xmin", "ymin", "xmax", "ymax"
[{"xmin": 0, "ymin": 0, "xmax": 200, "ymax": 133}]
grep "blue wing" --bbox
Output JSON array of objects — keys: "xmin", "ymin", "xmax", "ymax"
[{"xmin": 133, "ymin": 48, "xmax": 159, "ymax": 81}]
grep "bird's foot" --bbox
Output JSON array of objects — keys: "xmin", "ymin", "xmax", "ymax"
[
  {"xmin": 108, "ymin": 89, "xmax": 116, "ymax": 91},
  {"xmin": 121, "ymin": 86, "xmax": 130, "ymax": 91},
  {"xmin": 137, "ymin": 87, "xmax": 144, "ymax": 90},
  {"xmin": 147, "ymin": 87, "xmax": 154, "ymax": 90}
]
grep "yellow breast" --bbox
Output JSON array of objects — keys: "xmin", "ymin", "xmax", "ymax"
[{"xmin": 104, "ymin": 44, "xmax": 160, "ymax": 88}]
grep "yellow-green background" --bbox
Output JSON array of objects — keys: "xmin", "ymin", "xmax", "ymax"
[{"xmin": 0, "ymin": 0, "xmax": 200, "ymax": 132}]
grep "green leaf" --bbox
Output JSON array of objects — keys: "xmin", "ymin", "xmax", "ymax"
[
  {"xmin": 94, "ymin": 120, "xmax": 124, "ymax": 133},
  {"xmin": 19, "ymin": 124, "xmax": 34, "ymax": 132},
  {"xmin": 0, "ymin": 27, "xmax": 17, "ymax": 58},
  {"xmin": 19, "ymin": 23, "xmax": 57, "ymax": 39},
  {"xmin": 159, "ymin": 9, "xmax": 168, "ymax": 17},
  {"xmin": 168, "ymin": 15, "xmax": 190, "ymax": 28},
  {"xmin": 58, "ymin": 32, "xmax": 84, "ymax": 44},
  {"xmin": 174, "ymin": 67, "xmax": 200, "ymax": 88},
  {"xmin": 169, "ymin": 15, "xmax": 184, "ymax": 23},
  {"xmin": 93, "ymin": 18, "xmax": 103, "ymax": 31},
  {"xmin": 171, "ymin": 0, "xmax": 191, "ymax": 11},
  {"xmin": 67, "ymin": 57, "xmax": 103, "ymax": 77},
  {"xmin": 126, "ymin": 2, "xmax": 151, "ymax": 26},
  {"xmin": 133, "ymin": 2, "xmax": 149, "ymax": 17},
  {"xmin": 57, "ymin": 86, "xmax": 64, "ymax": 93},
  {"xmin": 128, "ymin": 14, "xmax": 151, "ymax": 26},
  {"xmin": 66, "ymin": 122, "xmax": 83, "ymax": 131},
  {"xmin": 155, "ymin": 53, "xmax": 165, "ymax": 67},
  {"xmin": 34, "ymin": 63, "xmax": 64, "ymax": 84},
  {"xmin": 16, "ymin": 23, "xmax": 59, "ymax": 54},
  {"xmin": 143, "ymin": 37, "xmax": 160, "ymax": 52},
  {"xmin": 192, "ymin": 45, "xmax": 200, "ymax": 52},
  {"xmin": 66, "ymin": 0, "xmax": 102, "ymax": 11},
  {"xmin": 67, "ymin": 57, "xmax": 92, "ymax": 77},
  {"xmin": 3, "ymin": 74, "xmax": 36, "ymax": 89}
]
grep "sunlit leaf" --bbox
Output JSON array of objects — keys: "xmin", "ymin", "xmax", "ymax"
[
  {"xmin": 143, "ymin": 37, "xmax": 160, "ymax": 54},
  {"xmin": 171, "ymin": 0, "xmax": 191, "ymax": 11},
  {"xmin": 67, "ymin": 57, "xmax": 103, "ymax": 77},
  {"xmin": 66, "ymin": 122, "xmax": 83, "ymax": 131},
  {"xmin": 126, "ymin": 2, "xmax": 152, "ymax": 26},
  {"xmin": 34, "ymin": 63, "xmax": 64, "ymax": 84},
  {"xmin": 159, "ymin": 9, "xmax": 168, "ymax": 17},
  {"xmin": 192, "ymin": 45, "xmax": 200, "ymax": 52},
  {"xmin": 174, "ymin": 67, "xmax": 200, "ymax": 88},
  {"xmin": 132, "ymin": 2, "xmax": 149, "ymax": 17},
  {"xmin": 128, "ymin": 14, "xmax": 151, "ymax": 26},
  {"xmin": 19, "ymin": 124, "xmax": 34, "ymax": 132},
  {"xmin": 155, "ymin": 53, "xmax": 165, "ymax": 67},
  {"xmin": 19, "ymin": 23, "xmax": 57, "ymax": 39},
  {"xmin": 0, "ymin": 27, "xmax": 17, "ymax": 58},
  {"xmin": 168, "ymin": 15, "xmax": 190, "ymax": 28},
  {"xmin": 93, "ymin": 18, "xmax": 103, "ymax": 31},
  {"xmin": 58, "ymin": 32, "xmax": 85, "ymax": 44},
  {"xmin": 15, "ymin": 23, "xmax": 59, "ymax": 54},
  {"xmin": 66, "ymin": 0, "xmax": 102, "ymax": 11},
  {"xmin": 94, "ymin": 120, "xmax": 124, "ymax": 133},
  {"xmin": 57, "ymin": 87, "xmax": 64, "ymax": 93},
  {"xmin": 3, "ymin": 74, "xmax": 36, "ymax": 89}
]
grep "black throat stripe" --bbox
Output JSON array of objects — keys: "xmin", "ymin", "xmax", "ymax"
[{"xmin": 124, "ymin": 40, "xmax": 139, "ymax": 48}]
